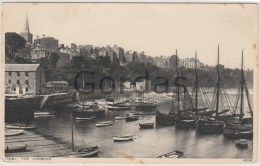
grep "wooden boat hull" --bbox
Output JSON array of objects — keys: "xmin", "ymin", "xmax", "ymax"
[
  {"xmin": 5, "ymin": 129, "xmax": 24, "ymax": 137},
  {"xmin": 96, "ymin": 121, "xmax": 113, "ymax": 127},
  {"xmin": 6, "ymin": 125, "xmax": 36, "ymax": 130},
  {"xmin": 73, "ymin": 109, "xmax": 105, "ymax": 118},
  {"xmin": 139, "ymin": 123, "xmax": 155, "ymax": 129},
  {"xmin": 5, "ymin": 144, "xmax": 27, "ymax": 153},
  {"xmin": 34, "ymin": 111, "xmax": 55, "ymax": 116},
  {"xmin": 196, "ymin": 120, "xmax": 224, "ymax": 134},
  {"xmin": 115, "ymin": 116, "xmax": 128, "ymax": 120},
  {"xmin": 135, "ymin": 104, "xmax": 157, "ymax": 112},
  {"xmin": 156, "ymin": 112, "xmax": 175, "ymax": 126},
  {"xmin": 223, "ymin": 122, "xmax": 253, "ymax": 139},
  {"xmin": 125, "ymin": 115, "xmax": 139, "ymax": 122},
  {"xmin": 76, "ymin": 116, "xmax": 96, "ymax": 120},
  {"xmin": 236, "ymin": 140, "xmax": 249, "ymax": 148},
  {"xmin": 157, "ymin": 150, "xmax": 184, "ymax": 158},
  {"xmin": 68, "ymin": 146, "xmax": 100, "ymax": 158},
  {"xmin": 107, "ymin": 106, "xmax": 131, "ymax": 111},
  {"xmin": 175, "ymin": 117, "xmax": 196, "ymax": 129},
  {"xmin": 113, "ymin": 135, "xmax": 133, "ymax": 142}
]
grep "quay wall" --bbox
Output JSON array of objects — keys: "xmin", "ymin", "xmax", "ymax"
[
  {"xmin": 5, "ymin": 93, "xmax": 74, "ymax": 122},
  {"xmin": 5, "ymin": 96, "xmax": 42, "ymax": 122}
]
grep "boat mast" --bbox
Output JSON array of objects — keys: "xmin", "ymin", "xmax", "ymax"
[
  {"xmin": 176, "ymin": 49, "xmax": 180, "ymax": 113},
  {"xmin": 83, "ymin": 73, "xmax": 85, "ymax": 109},
  {"xmin": 71, "ymin": 109, "xmax": 74, "ymax": 152},
  {"xmin": 240, "ymin": 50, "xmax": 244, "ymax": 122},
  {"xmin": 216, "ymin": 45, "xmax": 220, "ymax": 118},
  {"xmin": 195, "ymin": 51, "xmax": 198, "ymax": 117}
]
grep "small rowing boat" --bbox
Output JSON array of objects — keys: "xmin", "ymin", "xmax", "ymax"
[
  {"xmin": 236, "ymin": 139, "xmax": 249, "ymax": 148},
  {"xmin": 34, "ymin": 110, "xmax": 55, "ymax": 116},
  {"xmin": 113, "ymin": 135, "xmax": 134, "ymax": 142},
  {"xmin": 75, "ymin": 116, "xmax": 96, "ymax": 120},
  {"xmin": 6, "ymin": 124, "xmax": 37, "ymax": 130},
  {"xmin": 95, "ymin": 121, "xmax": 113, "ymax": 127},
  {"xmin": 5, "ymin": 144, "xmax": 27, "ymax": 153},
  {"xmin": 139, "ymin": 123, "xmax": 155, "ymax": 129},
  {"xmin": 68, "ymin": 146, "xmax": 100, "ymax": 158},
  {"xmin": 5, "ymin": 129, "xmax": 24, "ymax": 137},
  {"xmin": 126, "ymin": 115, "xmax": 139, "ymax": 122},
  {"xmin": 115, "ymin": 115, "xmax": 129, "ymax": 120},
  {"xmin": 157, "ymin": 150, "xmax": 184, "ymax": 158}
]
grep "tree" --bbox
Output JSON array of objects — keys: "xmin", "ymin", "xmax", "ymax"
[
  {"xmin": 5, "ymin": 32, "xmax": 26, "ymax": 62},
  {"xmin": 50, "ymin": 52, "xmax": 60, "ymax": 68},
  {"xmin": 71, "ymin": 56, "xmax": 85, "ymax": 69}
]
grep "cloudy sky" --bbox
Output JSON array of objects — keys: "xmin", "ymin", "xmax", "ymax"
[{"xmin": 2, "ymin": 3, "xmax": 258, "ymax": 69}]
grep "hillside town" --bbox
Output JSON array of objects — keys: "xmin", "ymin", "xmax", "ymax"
[
  {"xmin": 4, "ymin": 6, "xmax": 254, "ymax": 160},
  {"xmin": 15, "ymin": 13, "xmax": 207, "ymax": 69}
]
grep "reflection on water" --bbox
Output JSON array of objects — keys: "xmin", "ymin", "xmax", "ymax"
[{"xmin": 34, "ymin": 96, "xmax": 253, "ymax": 158}]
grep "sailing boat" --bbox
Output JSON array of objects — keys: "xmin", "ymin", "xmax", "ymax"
[
  {"xmin": 223, "ymin": 50, "xmax": 253, "ymax": 139},
  {"xmin": 68, "ymin": 107, "xmax": 100, "ymax": 157},
  {"xmin": 196, "ymin": 46, "xmax": 225, "ymax": 134},
  {"xmin": 74, "ymin": 73, "xmax": 104, "ymax": 120},
  {"xmin": 175, "ymin": 52, "xmax": 198, "ymax": 129},
  {"xmin": 135, "ymin": 85, "xmax": 157, "ymax": 112},
  {"xmin": 155, "ymin": 50, "xmax": 178, "ymax": 126},
  {"xmin": 126, "ymin": 86, "xmax": 139, "ymax": 122}
]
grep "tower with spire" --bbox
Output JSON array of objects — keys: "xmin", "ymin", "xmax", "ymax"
[{"xmin": 20, "ymin": 11, "xmax": 33, "ymax": 45}]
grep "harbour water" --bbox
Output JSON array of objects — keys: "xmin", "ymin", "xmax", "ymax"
[{"xmin": 32, "ymin": 89, "xmax": 253, "ymax": 158}]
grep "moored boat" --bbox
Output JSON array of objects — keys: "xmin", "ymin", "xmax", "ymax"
[
  {"xmin": 223, "ymin": 51, "xmax": 253, "ymax": 139},
  {"xmin": 5, "ymin": 129, "xmax": 24, "ymax": 137},
  {"xmin": 125, "ymin": 115, "xmax": 139, "ymax": 122},
  {"xmin": 5, "ymin": 144, "xmax": 27, "ymax": 153},
  {"xmin": 68, "ymin": 146, "xmax": 100, "ymax": 157},
  {"xmin": 157, "ymin": 150, "xmax": 184, "ymax": 158},
  {"xmin": 115, "ymin": 115, "xmax": 129, "ymax": 120},
  {"xmin": 196, "ymin": 118, "xmax": 224, "ymax": 134},
  {"xmin": 75, "ymin": 116, "xmax": 96, "ymax": 120},
  {"xmin": 6, "ymin": 124, "xmax": 37, "ymax": 130},
  {"xmin": 235, "ymin": 139, "xmax": 249, "ymax": 148},
  {"xmin": 113, "ymin": 135, "xmax": 134, "ymax": 142},
  {"xmin": 34, "ymin": 110, "xmax": 55, "ymax": 116},
  {"xmin": 156, "ymin": 111, "xmax": 176, "ymax": 126},
  {"xmin": 139, "ymin": 123, "xmax": 155, "ymax": 129},
  {"xmin": 95, "ymin": 121, "xmax": 113, "ymax": 127}
]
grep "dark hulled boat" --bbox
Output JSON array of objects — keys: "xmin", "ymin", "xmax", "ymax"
[
  {"xmin": 223, "ymin": 51, "xmax": 253, "ymax": 139},
  {"xmin": 139, "ymin": 123, "xmax": 155, "ymax": 129},
  {"xmin": 155, "ymin": 111, "xmax": 176, "ymax": 125},
  {"xmin": 197, "ymin": 46, "xmax": 229, "ymax": 134},
  {"xmin": 174, "ymin": 51, "xmax": 197, "ymax": 129}
]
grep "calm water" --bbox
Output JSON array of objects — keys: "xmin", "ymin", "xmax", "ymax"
[{"xmin": 34, "ymin": 93, "xmax": 253, "ymax": 158}]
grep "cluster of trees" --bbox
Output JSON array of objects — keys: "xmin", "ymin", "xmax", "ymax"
[{"xmin": 5, "ymin": 32, "xmax": 253, "ymax": 89}]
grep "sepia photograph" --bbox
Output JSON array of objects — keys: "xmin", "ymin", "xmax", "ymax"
[{"xmin": 1, "ymin": 2, "xmax": 258, "ymax": 164}]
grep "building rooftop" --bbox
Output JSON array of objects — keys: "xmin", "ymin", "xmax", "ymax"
[{"xmin": 5, "ymin": 64, "xmax": 40, "ymax": 72}]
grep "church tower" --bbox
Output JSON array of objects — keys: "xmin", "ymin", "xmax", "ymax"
[{"xmin": 20, "ymin": 11, "xmax": 33, "ymax": 44}]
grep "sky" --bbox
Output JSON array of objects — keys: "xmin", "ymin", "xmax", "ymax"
[{"xmin": 2, "ymin": 3, "xmax": 258, "ymax": 69}]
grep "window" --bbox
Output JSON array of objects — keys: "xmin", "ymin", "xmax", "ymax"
[
  {"xmin": 25, "ymin": 80, "xmax": 29, "ymax": 84},
  {"xmin": 8, "ymin": 80, "xmax": 11, "ymax": 84},
  {"xmin": 26, "ymin": 88, "xmax": 28, "ymax": 91},
  {"xmin": 13, "ymin": 87, "xmax": 16, "ymax": 91},
  {"xmin": 17, "ymin": 72, "xmax": 20, "ymax": 76},
  {"xmin": 25, "ymin": 72, "xmax": 28, "ymax": 76},
  {"xmin": 8, "ymin": 72, "xmax": 11, "ymax": 76},
  {"xmin": 16, "ymin": 80, "xmax": 20, "ymax": 84}
]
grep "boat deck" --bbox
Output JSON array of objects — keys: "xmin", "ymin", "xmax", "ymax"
[{"xmin": 5, "ymin": 130, "xmax": 71, "ymax": 157}]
